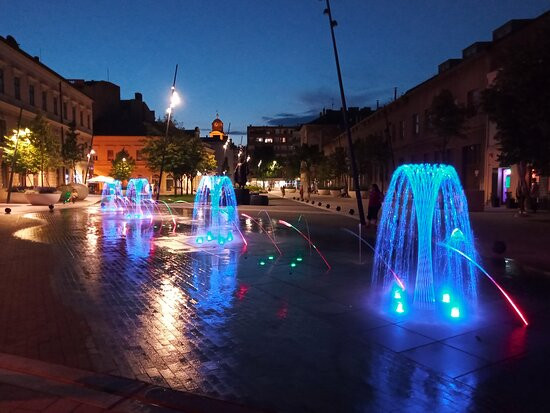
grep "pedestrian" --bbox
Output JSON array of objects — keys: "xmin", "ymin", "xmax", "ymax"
[
  {"xmin": 530, "ymin": 181, "xmax": 540, "ymax": 213},
  {"xmin": 367, "ymin": 184, "xmax": 383, "ymax": 226},
  {"xmin": 299, "ymin": 184, "xmax": 304, "ymax": 201},
  {"xmin": 281, "ymin": 185, "xmax": 285, "ymax": 198},
  {"xmin": 71, "ymin": 188, "xmax": 78, "ymax": 203}
]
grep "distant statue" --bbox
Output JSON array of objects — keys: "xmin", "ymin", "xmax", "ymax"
[{"xmin": 234, "ymin": 154, "xmax": 249, "ymax": 189}]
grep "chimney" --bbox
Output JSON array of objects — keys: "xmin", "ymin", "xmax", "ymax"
[{"xmin": 134, "ymin": 92, "xmax": 142, "ymax": 102}]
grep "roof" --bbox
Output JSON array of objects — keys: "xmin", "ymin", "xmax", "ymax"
[{"xmin": 0, "ymin": 35, "xmax": 93, "ymax": 102}]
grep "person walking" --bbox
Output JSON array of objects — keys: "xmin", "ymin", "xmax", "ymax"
[
  {"xmin": 367, "ymin": 184, "xmax": 383, "ymax": 226},
  {"xmin": 281, "ymin": 185, "xmax": 286, "ymax": 198}
]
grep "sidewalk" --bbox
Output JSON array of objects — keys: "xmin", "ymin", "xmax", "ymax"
[{"xmin": 0, "ymin": 352, "xmax": 262, "ymax": 413}]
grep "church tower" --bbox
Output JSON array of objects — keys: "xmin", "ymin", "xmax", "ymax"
[{"xmin": 208, "ymin": 113, "xmax": 226, "ymax": 140}]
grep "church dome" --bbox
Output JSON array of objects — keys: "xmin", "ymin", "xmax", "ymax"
[{"xmin": 212, "ymin": 114, "xmax": 223, "ymax": 133}]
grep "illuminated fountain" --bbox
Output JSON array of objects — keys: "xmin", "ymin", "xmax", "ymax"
[
  {"xmin": 125, "ymin": 178, "xmax": 155, "ymax": 219},
  {"xmin": 192, "ymin": 175, "xmax": 242, "ymax": 246},
  {"xmin": 100, "ymin": 180, "xmax": 123, "ymax": 211},
  {"xmin": 372, "ymin": 164, "xmax": 478, "ymax": 320}
]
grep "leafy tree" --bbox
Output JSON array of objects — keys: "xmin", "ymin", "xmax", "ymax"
[
  {"xmin": 198, "ymin": 152, "xmax": 217, "ymax": 175},
  {"xmin": 28, "ymin": 114, "xmax": 61, "ymax": 186},
  {"xmin": 355, "ymin": 134, "xmax": 392, "ymax": 187},
  {"xmin": 482, "ymin": 25, "xmax": 550, "ymax": 208},
  {"xmin": 1, "ymin": 128, "xmax": 39, "ymax": 184},
  {"xmin": 110, "ymin": 148, "xmax": 135, "ymax": 182},
  {"xmin": 328, "ymin": 147, "xmax": 349, "ymax": 187},
  {"xmin": 429, "ymin": 89, "xmax": 466, "ymax": 162},
  {"xmin": 62, "ymin": 122, "xmax": 85, "ymax": 182}
]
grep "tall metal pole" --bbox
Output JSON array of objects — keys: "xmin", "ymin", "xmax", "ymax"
[
  {"xmin": 6, "ymin": 108, "xmax": 24, "ymax": 204},
  {"xmin": 323, "ymin": 0, "xmax": 366, "ymax": 225},
  {"xmin": 156, "ymin": 64, "xmax": 178, "ymax": 201}
]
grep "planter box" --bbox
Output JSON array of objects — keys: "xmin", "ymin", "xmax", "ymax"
[
  {"xmin": 318, "ymin": 189, "xmax": 330, "ymax": 195},
  {"xmin": 234, "ymin": 188, "xmax": 250, "ymax": 205},
  {"xmin": 0, "ymin": 189, "xmax": 29, "ymax": 204},
  {"xmin": 330, "ymin": 190, "xmax": 341, "ymax": 197},
  {"xmin": 250, "ymin": 194, "xmax": 269, "ymax": 206},
  {"xmin": 25, "ymin": 192, "xmax": 61, "ymax": 205}
]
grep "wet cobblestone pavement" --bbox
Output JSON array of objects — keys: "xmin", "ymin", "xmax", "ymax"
[{"xmin": 1, "ymin": 204, "xmax": 550, "ymax": 412}]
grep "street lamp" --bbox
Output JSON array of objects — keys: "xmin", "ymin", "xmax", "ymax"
[
  {"xmin": 84, "ymin": 148, "xmax": 96, "ymax": 185},
  {"xmin": 157, "ymin": 64, "xmax": 179, "ymax": 201},
  {"xmin": 323, "ymin": 0, "xmax": 366, "ymax": 225},
  {"xmin": 6, "ymin": 127, "xmax": 31, "ymax": 204}
]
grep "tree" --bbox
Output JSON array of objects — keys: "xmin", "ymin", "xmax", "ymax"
[
  {"xmin": 328, "ymin": 147, "xmax": 349, "ymax": 187},
  {"xmin": 110, "ymin": 148, "xmax": 135, "ymax": 182},
  {"xmin": 429, "ymin": 89, "xmax": 466, "ymax": 162},
  {"xmin": 198, "ymin": 152, "xmax": 217, "ymax": 175},
  {"xmin": 355, "ymin": 134, "xmax": 392, "ymax": 188},
  {"xmin": 482, "ymin": 25, "xmax": 550, "ymax": 209},
  {"xmin": 1, "ymin": 128, "xmax": 38, "ymax": 186},
  {"xmin": 62, "ymin": 122, "xmax": 85, "ymax": 182},
  {"xmin": 28, "ymin": 114, "xmax": 61, "ymax": 186}
]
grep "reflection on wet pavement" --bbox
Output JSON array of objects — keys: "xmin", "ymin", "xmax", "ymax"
[{"xmin": 2, "ymin": 207, "xmax": 550, "ymax": 412}]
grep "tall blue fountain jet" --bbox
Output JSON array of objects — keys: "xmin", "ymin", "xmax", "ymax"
[
  {"xmin": 192, "ymin": 176, "xmax": 240, "ymax": 245},
  {"xmin": 373, "ymin": 164, "xmax": 478, "ymax": 315}
]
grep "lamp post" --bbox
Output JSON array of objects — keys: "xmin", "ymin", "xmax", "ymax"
[
  {"xmin": 156, "ymin": 64, "xmax": 179, "ymax": 201},
  {"xmin": 84, "ymin": 148, "xmax": 95, "ymax": 185},
  {"xmin": 323, "ymin": 0, "xmax": 366, "ymax": 225}
]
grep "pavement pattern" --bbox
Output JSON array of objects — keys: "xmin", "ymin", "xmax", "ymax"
[{"xmin": 0, "ymin": 198, "xmax": 549, "ymax": 412}]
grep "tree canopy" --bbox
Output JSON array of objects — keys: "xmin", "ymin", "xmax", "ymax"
[
  {"xmin": 110, "ymin": 148, "xmax": 135, "ymax": 182},
  {"xmin": 62, "ymin": 122, "xmax": 85, "ymax": 182},
  {"xmin": 481, "ymin": 26, "xmax": 550, "ymax": 175},
  {"xmin": 429, "ymin": 89, "xmax": 466, "ymax": 161}
]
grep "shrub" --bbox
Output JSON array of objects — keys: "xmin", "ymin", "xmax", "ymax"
[{"xmin": 37, "ymin": 186, "xmax": 57, "ymax": 194}]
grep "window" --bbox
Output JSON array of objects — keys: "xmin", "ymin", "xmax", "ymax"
[
  {"xmin": 80, "ymin": 110, "xmax": 83, "ymax": 126},
  {"xmin": 412, "ymin": 113, "xmax": 419, "ymax": 135},
  {"xmin": 72, "ymin": 106, "xmax": 76, "ymax": 122},
  {"xmin": 107, "ymin": 150, "xmax": 114, "ymax": 160},
  {"xmin": 136, "ymin": 149, "xmax": 144, "ymax": 161},
  {"xmin": 29, "ymin": 85, "xmax": 35, "ymax": 106},
  {"xmin": 87, "ymin": 114, "xmax": 90, "ymax": 128},
  {"xmin": 42, "ymin": 91, "xmax": 47, "ymax": 111},
  {"xmin": 281, "ymin": 137, "xmax": 286, "ymax": 143},
  {"xmin": 14, "ymin": 77, "xmax": 21, "ymax": 100},
  {"xmin": 53, "ymin": 97, "xmax": 58, "ymax": 115},
  {"xmin": 399, "ymin": 120, "xmax": 405, "ymax": 140},
  {"xmin": 256, "ymin": 137, "xmax": 263, "ymax": 143},
  {"xmin": 0, "ymin": 69, "xmax": 4, "ymax": 93},
  {"xmin": 391, "ymin": 124, "xmax": 396, "ymax": 142},
  {"xmin": 166, "ymin": 178, "xmax": 174, "ymax": 192},
  {"xmin": 63, "ymin": 102, "xmax": 67, "ymax": 119},
  {"xmin": 264, "ymin": 138, "xmax": 273, "ymax": 143}
]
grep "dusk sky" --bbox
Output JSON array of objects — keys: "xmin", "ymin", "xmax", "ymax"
[{"xmin": 1, "ymin": 0, "xmax": 548, "ymax": 142}]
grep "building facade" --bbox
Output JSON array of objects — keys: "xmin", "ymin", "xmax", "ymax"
[
  {"xmin": 0, "ymin": 35, "xmax": 93, "ymax": 189},
  {"xmin": 247, "ymin": 125, "xmax": 301, "ymax": 159},
  {"xmin": 325, "ymin": 11, "xmax": 550, "ymax": 208}
]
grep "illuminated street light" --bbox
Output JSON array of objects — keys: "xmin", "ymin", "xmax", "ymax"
[
  {"xmin": 246, "ymin": 155, "xmax": 250, "ymax": 162},
  {"xmin": 157, "ymin": 64, "xmax": 179, "ymax": 201},
  {"xmin": 258, "ymin": 160, "xmax": 262, "ymax": 168}
]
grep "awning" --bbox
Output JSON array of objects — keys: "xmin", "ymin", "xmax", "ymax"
[{"xmin": 87, "ymin": 176, "xmax": 114, "ymax": 183}]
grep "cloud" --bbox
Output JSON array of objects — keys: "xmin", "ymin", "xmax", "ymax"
[
  {"xmin": 260, "ymin": 85, "xmax": 395, "ymax": 128},
  {"xmin": 261, "ymin": 109, "xmax": 319, "ymax": 126},
  {"xmin": 299, "ymin": 86, "xmax": 395, "ymax": 109}
]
